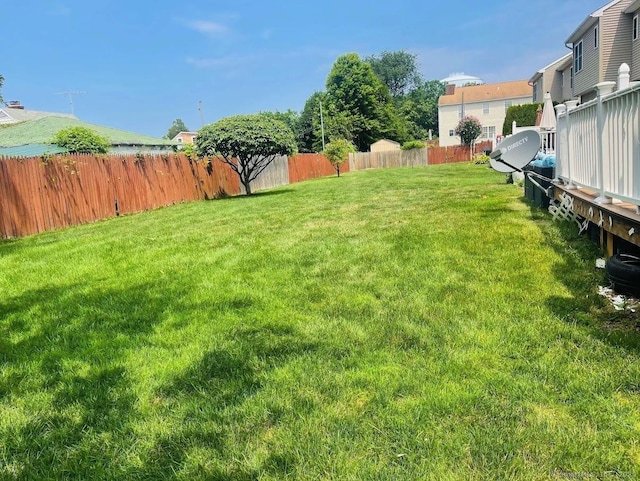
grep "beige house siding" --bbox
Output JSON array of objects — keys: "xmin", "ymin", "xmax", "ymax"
[
  {"xmin": 574, "ymin": 24, "xmax": 601, "ymax": 97},
  {"xmin": 532, "ymin": 78, "xmax": 544, "ymax": 103},
  {"xmin": 633, "ymin": 9, "xmax": 640, "ymax": 79},
  {"xmin": 560, "ymin": 64, "xmax": 574, "ymax": 101},
  {"xmin": 602, "ymin": 0, "xmax": 634, "ymax": 81}
]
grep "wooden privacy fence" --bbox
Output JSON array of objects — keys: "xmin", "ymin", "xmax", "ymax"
[
  {"xmin": 348, "ymin": 141, "xmax": 493, "ymax": 170},
  {"xmin": 0, "ymin": 153, "xmax": 342, "ymax": 238},
  {"xmin": 0, "ymin": 144, "xmax": 492, "ymax": 239},
  {"xmin": 0, "ymin": 153, "xmax": 242, "ymax": 239}
]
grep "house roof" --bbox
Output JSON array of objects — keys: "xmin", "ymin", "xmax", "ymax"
[
  {"xmin": 624, "ymin": 0, "xmax": 640, "ymax": 12},
  {"xmin": 0, "ymin": 144, "xmax": 68, "ymax": 158},
  {"xmin": 438, "ymin": 80, "xmax": 531, "ymax": 106},
  {"xmin": 171, "ymin": 131, "xmax": 198, "ymax": 141},
  {"xmin": 371, "ymin": 138, "xmax": 400, "ymax": 146},
  {"xmin": 0, "ymin": 107, "xmax": 76, "ymax": 124},
  {"xmin": 565, "ymin": 0, "xmax": 626, "ymax": 44},
  {"xmin": 0, "ymin": 116, "xmax": 176, "ymax": 148},
  {"xmin": 529, "ymin": 53, "xmax": 573, "ymax": 84}
]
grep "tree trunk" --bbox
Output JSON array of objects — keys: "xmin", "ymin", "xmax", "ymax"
[
  {"xmin": 337, "ymin": 165, "xmax": 341, "ymax": 177},
  {"xmin": 241, "ymin": 176, "xmax": 252, "ymax": 195}
]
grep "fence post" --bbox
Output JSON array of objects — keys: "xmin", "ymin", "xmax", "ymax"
[
  {"xmin": 618, "ymin": 63, "xmax": 630, "ymax": 91},
  {"xmin": 595, "ymin": 81, "xmax": 616, "ymax": 204},
  {"xmin": 555, "ymin": 104, "xmax": 568, "ymax": 185}
]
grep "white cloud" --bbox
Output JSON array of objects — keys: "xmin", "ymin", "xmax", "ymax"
[{"xmin": 181, "ymin": 19, "xmax": 231, "ymax": 37}]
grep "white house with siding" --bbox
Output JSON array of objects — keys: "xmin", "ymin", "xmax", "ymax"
[
  {"xmin": 565, "ymin": 0, "xmax": 637, "ymax": 103},
  {"xmin": 437, "ymin": 80, "xmax": 532, "ymax": 147}
]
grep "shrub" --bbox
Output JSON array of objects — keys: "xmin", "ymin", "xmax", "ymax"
[
  {"xmin": 53, "ymin": 127, "xmax": 110, "ymax": 154},
  {"xmin": 401, "ymin": 140, "xmax": 425, "ymax": 150},
  {"xmin": 473, "ymin": 153, "xmax": 490, "ymax": 165}
]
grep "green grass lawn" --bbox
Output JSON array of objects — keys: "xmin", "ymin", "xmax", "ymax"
[{"xmin": 1, "ymin": 163, "xmax": 639, "ymax": 480}]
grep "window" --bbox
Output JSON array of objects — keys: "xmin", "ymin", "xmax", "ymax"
[
  {"xmin": 570, "ymin": 67, "xmax": 574, "ymax": 89},
  {"xmin": 533, "ymin": 82, "xmax": 538, "ymax": 102},
  {"xmin": 481, "ymin": 126, "xmax": 496, "ymax": 140},
  {"xmin": 634, "ymin": 15, "xmax": 638, "ymax": 41},
  {"xmin": 483, "ymin": 103, "xmax": 489, "ymax": 114},
  {"xmin": 449, "ymin": 129, "xmax": 455, "ymax": 136},
  {"xmin": 594, "ymin": 26, "xmax": 598, "ymax": 49},
  {"xmin": 504, "ymin": 100, "xmax": 512, "ymax": 111},
  {"xmin": 574, "ymin": 40, "xmax": 583, "ymax": 73}
]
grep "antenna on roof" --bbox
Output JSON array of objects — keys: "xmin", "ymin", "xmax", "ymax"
[{"xmin": 56, "ymin": 91, "xmax": 86, "ymax": 116}]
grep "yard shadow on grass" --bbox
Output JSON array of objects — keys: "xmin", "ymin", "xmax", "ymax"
[
  {"xmin": 209, "ymin": 188, "xmax": 295, "ymax": 202},
  {"xmin": 134, "ymin": 322, "xmax": 320, "ymax": 479},
  {"xmin": 524, "ymin": 200, "xmax": 640, "ymax": 353},
  {"xmin": 0, "ymin": 281, "xmax": 175, "ymax": 479}
]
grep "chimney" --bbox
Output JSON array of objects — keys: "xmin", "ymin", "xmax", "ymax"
[
  {"xmin": 445, "ymin": 84, "xmax": 455, "ymax": 96},
  {"xmin": 7, "ymin": 101, "xmax": 24, "ymax": 110}
]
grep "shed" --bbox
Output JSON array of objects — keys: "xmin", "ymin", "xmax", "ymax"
[{"xmin": 370, "ymin": 139, "xmax": 401, "ymax": 153}]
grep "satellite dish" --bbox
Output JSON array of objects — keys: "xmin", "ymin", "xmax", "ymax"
[
  {"xmin": 489, "ymin": 157, "xmax": 516, "ymax": 173},
  {"xmin": 489, "ymin": 129, "xmax": 541, "ymax": 172}
]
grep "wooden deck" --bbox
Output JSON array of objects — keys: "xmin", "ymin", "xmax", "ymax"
[{"xmin": 553, "ymin": 183, "xmax": 640, "ymax": 255}]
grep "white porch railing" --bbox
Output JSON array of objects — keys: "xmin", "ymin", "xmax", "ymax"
[
  {"xmin": 512, "ymin": 125, "xmax": 556, "ymax": 154},
  {"xmin": 555, "ymin": 63, "xmax": 640, "ymax": 210}
]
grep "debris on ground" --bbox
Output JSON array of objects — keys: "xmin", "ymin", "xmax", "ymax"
[
  {"xmin": 595, "ymin": 258, "xmax": 606, "ymax": 269},
  {"xmin": 598, "ymin": 285, "xmax": 639, "ymax": 312}
]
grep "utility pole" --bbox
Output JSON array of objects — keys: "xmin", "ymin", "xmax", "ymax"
[
  {"xmin": 198, "ymin": 100, "xmax": 204, "ymax": 127},
  {"xmin": 319, "ymin": 101, "xmax": 326, "ymax": 151},
  {"xmin": 56, "ymin": 91, "xmax": 86, "ymax": 116}
]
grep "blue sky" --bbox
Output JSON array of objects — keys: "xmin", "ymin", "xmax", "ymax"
[{"xmin": 3, "ymin": 0, "xmax": 607, "ymax": 138}]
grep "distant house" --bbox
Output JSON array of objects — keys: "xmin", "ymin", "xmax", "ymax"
[
  {"xmin": 171, "ymin": 131, "xmax": 198, "ymax": 145},
  {"xmin": 0, "ymin": 115, "xmax": 176, "ymax": 157},
  {"xmin": 529, "ymin": 53, "xmax": 573, "ymax": 103},
  {"xmin": 0, "ymin": 100, "xmax": 77, "ymax": 125},
  {"xmin": 438, "ymin": 80, "xmax": 532, "ymax": 147},
  {"xmin": 370, "ymin": 139, "xmax": 400, "ymax": 153},
  {"xmin": 565, "ymin": 0, "xmax": 638, "ymax": 103}
]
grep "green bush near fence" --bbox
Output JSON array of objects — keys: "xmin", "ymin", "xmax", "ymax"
[{"xmin": 1, "ymin": 164, "xmax": 638, "ymax": 480}]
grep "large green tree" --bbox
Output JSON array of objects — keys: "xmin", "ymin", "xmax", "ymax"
[
  {"xmin": 297, "ymin": 92, "xmax": 328, "ymax": 153},
  {"xmin": 366, "ymin": 50, "xmax": 423, "ymax": 98},
  {"xmin": 260, "ymin": 110, "xmax": 300, "ymax": 138},
  {"xmin": 52, "ymin": 127, "xmax": 110, "ymax": 154},
  {"xmin": 166, "ymin": 118, "xmax": 189, "ymax": 139},
  {"xmin": 195, "ymin": 114, "xmax": 297, "ymax": 195},
  {"xmin": 400, "ymin": 79, "xmax": 446, "ymax": 139},
  {"xmin": 326, "ymin": 53, "xmax": 406, "ymax": 151}
]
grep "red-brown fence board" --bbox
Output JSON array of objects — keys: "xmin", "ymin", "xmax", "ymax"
[
  {"xmin": 427, "ymin": 141, "xmax": 492, "ymax": 165},
  {"xmin": 288, "ymin": 153, "xmax": 345, "ymax": 183},
  {"xmin": 0, "ymin": 154, "xmax": 242, "ymax": 239}
]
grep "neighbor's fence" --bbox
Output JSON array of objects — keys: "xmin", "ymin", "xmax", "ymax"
[
  {"xmin": 0, "ymin": 153, "xmax": 342, "ymax": 238},
  {"xmin": 0, "ymin": 141, "xmax": 489, "ymax": 239},
  {"xmin": 0, "ymin": 153, "xmax": 241, "ymax": 239},
  {"xmin": 348, "ymin": 141, "xmax": 492, "ymax": 170},
  {"xmin": 555, "ymin": 63, "xmax": 640, "ymax": 209}
]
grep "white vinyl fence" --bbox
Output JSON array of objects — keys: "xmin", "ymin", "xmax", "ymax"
[{"xmin": 555, "ymin": 63, "xmax": 640, "ymax": 210}]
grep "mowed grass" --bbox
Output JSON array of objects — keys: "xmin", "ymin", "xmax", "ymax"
[{"xmin": 1, "ymin": 163, "xmax": 639, "ymax": 480}]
